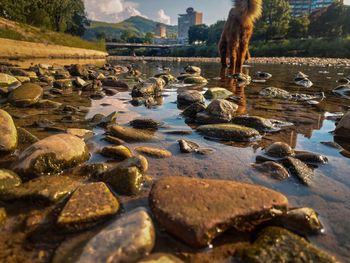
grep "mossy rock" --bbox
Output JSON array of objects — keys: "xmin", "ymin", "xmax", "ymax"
[
  {"xmin": 0, "ymin": 109, "xmax": 18, "ymax": 153},
  {"xmin": 204, "ymin": 87, "xmax": 233, "ymax": 99},
  {"xmin": 237, "ymin": 227, "xmax": 338, "ymax": 263},
  {"xmin": 0, "ymin": 169, "xmax": 21, "ymax": 193},
  {"xmin": 183, "ymin": 76, "xmax": 208, "ymax": 85},
  {"xmin": 100, "ymin": 145, "xmax": 133, "ymax": 160},
  {"xmin": 110, "ymin": 125, "xmax": 157, "ymax": 142},
  {"xmin": 8, "ymin": 83, "xmax": 43, "ymax": 107},
  {"xmin": 135, "ymin": 146, "xmax": 172, "ymax": 158},
  {"xmin": 17, "ymin": 127, "xmax": 39, "ymax": 146}
]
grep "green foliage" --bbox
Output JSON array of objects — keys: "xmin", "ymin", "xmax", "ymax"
[
  {"xmin": 287, "ymin": 16, "xmax": 310, "ymax": 39},
  {"xmin": 188, "ymin": 24, "xmax": 209, "ymax": 44},
  {"xmin": 0, "ymin": 27, "xmax": 25, "ymax": 40},
  {"xmin": 207, "ymin": 21, "xmax": 225, "ymax": 44}
]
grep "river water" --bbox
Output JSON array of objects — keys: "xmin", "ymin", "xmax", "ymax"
[{"xmin": 1, "ymin": 58, "xmax": 350, "ymax": 262}]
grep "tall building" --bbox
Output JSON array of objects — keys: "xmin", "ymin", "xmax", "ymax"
[
  {"xmin": 289, "ymin": 0, "xmax": 335, "ymax": 16},
  {"xmin": 178, "ymin": 7, "xmax": 203, "ymax": 43},
  {"xmin": 156, "ymin": 24, "xmax": 167, "ymax": 38}
]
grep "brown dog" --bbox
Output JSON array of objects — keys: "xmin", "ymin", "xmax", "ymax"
[{"xmin": 219, "ymin": 0, "xmax": 262, "ymax": 72}]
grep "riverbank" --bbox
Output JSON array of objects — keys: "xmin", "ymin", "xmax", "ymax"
[
  {"xmin": 0, "ymin": 38, "xmax": 108, "ymax": 59},
  {"xmin": 109, "ymin": 55, "xmax": 350, "ymax": 67}
]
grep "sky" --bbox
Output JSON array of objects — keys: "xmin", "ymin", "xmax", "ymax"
[{"xmin": 84, "ymin": 0, "xmax": 350, "ymax": 25}]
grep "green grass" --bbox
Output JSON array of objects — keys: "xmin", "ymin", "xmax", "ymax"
[{"xmin": 0, "ymin": 27, "xmax": 26, "ymax": 41}]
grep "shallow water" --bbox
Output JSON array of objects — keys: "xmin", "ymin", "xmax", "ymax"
[{"xmin": 1, "ymin": 58, "xmax": 350, "ymax": 262}]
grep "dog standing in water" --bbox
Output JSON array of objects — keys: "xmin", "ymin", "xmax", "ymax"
[{"xmin": 219, "ymin": 0, "xmax": 262, "ymax": 73}]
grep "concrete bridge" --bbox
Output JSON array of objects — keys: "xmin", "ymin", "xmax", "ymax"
[{"xmin": 106, "ymin": 43, "xmax": 189, "ymax": 49}]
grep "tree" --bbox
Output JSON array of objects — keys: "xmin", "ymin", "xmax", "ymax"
[
  {"xmin": 188, "ymin": 24, "xmax": 209, "ymax": 44},
  {"xmin": 287, "ymin": 16, "xmax": 310, "ymax": 39},
  {"xmin": 144, "ymin": 32, "xmax": 155, "ymax": 44},
  {"xmin": 207, "ymin": 21, "xmax": 225, "ymax": 45},
  {"xmin": 254, "ymin": 0, "xmax": 291, "ymax": 41}
]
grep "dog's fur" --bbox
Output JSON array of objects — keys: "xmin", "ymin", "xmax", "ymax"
[{"xmin": 219, "ymin": 0, "xmax": 262, "ymax": 72}]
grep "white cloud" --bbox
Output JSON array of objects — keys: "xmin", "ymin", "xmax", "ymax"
[
  {"xmin": 84, "ymin": 0, "xmax": 147, "ymax": 23},
  {"xmin": 157, "ymin": 9, "xmax": 171, "ymax": 25}
]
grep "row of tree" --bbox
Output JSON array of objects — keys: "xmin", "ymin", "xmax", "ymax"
[
  {"xmin": 189, "ymin": 0, "xmax": 350, "ymax": 44},
  {"xmin": 0, "ymin": 0, "xmax": 88, "ymax": 36}
]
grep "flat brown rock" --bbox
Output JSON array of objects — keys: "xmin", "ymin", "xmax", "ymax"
[{"xmin": 149, "ymin": 176, "xmax": 288, "ymax": 247}]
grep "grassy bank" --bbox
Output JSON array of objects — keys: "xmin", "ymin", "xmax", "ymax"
[{"xmin": 0, "ymin": 18, "xmax": 105, "ymax": 52}]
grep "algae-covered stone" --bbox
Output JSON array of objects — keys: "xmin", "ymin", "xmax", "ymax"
[
  {"xmin": 204, "ymin": 87, "xmax": 233, "ymax": 99},
  {"xmin": 0, "ymin": 109, "xmax": 17, "ymax": 153},
  {"xmin": 0, "ymin": 207, "xmax": 6, "ymax": 226},
  {"xmin": 110, "ymin": 125, "xmax": 157, "ymax": 142},
  {"xmin": 149, "ymin": 176, "xmax": 288, "ymax": 247},
  {"xmin": 265, "ymin": 142, "xmax": 294, "ymax": 158},
  {"xmin": 138, "ymin": 253, "xmax": 184, "ymax": 263},
  {"xmin": 135, "ymin": 146, "xmax": 172, "ymax": 158},
  {"xmin": 57, "ymin": 182, "xmax": 120, "ymax": 230},
  {"xmin": 282, "ymin": 157, "xmax": 313, "ymax": 185},
  {"xmin": 17, "ymin": 127, "xmax": 39, "ymax": 145},
  {"xmin": 0, "ymin": 169, "xmax": 21, "ymax": 192},
  {"xmin": 117, "ymin": 155, "xmax": 149, "ymax": 174},
  {"xmin": 8, "ymin": 83, "xmax": 43, "ymax": 107},
  {"xmin": 183, "ymin": 76, "xmax": 208, "ymax": 85},
  {"xmin": 0, "ymin": 175, "xmax": 80, "ymax": 203},
  {"xmin": 77, "ymin": 208, "xmax": 155, "ymax": 263},
  {"xmin": 197, "ymin": 124, "xmax": 260, "ymax": 142},
  {"xmin": 185, "ymin": 65, "xmax": 201, "ymax": 75},
  {"xmin": 100, "ymin": 145, "xmax": 133, "ymax": 160},
  {"xmin": 237, "ymin": 227, "xmax": 338, "ymax": 263},
  {"xmin": 130, "ymin": 118, "xmax": 163, "ymax": 129},
  {"xmin": 13, "ymin": 134, "xmax": 89, "ymax": 176}
]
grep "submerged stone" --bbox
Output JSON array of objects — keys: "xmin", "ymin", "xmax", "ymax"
[
  {"xmin": 197, "ymin": 124, "xmax": 260, "ymax": 142},
  {"xmin": 135, "ymin": 146, "xmax": 172, "ymax": 158},
  {"xmin": 282, "ymin": 157, "xmax": 314, "ymax": 185},
  {"xmin": 294, "ymin": 152, "xmax": 328, "ymax": 165},
  {"xmin": 265, "ymin": 142, "xmax": 294, "ymax": 158},
  {"xmin": 177, "ymin": 90, "xmax": 205, "ymax": 106},
  {"xmin": 8, "ymin": 83, "xmax": 43, "ymax": 107},
  {"xmin": 149, "ymin": 176, "xmax": 288, "ymax": 247},
  {"xmin": 0, "ymin": 109, "xmax": 18, "ymax": 153},
  {"xmin": 237, "ymin": 227, "xmax": 337, "ymax": 263},
  {"xmin": 110, "ymin": 125, "xmax": 157, "ymax": 142},
  {"xmin": 57, "ymin": 182, "xmax": 120, "ymax": 231},
  {"xmin": 100, "ymin": 145, "xmax": 133, "ymax": 160},
  {"xmin": 204, "ymin": 87, "xmax": 233, "ymax": 99},
  {"xmin": 0, "ymin": 169, "xmax": 22, "ymax": 192},
  {"xmin": 252, "ymin": 161, "xmax": 289, "ymax": 181},
  {"xmin": 13, "ymin": 134, "xmax": 89, "ymax": 176},
  {"xmin": 183, "ymin": 76, "xmax": 208, "ymax": 85},
  {"xmin": 178, "ymin": 139, "xmax": 200, "ymax": 153},
  {"xmin": 77, "ymin": 208, "xmax": 155, "ymax": 263},
  {"xmin": 232, "ymin": 116, "xmax": 279, "ymax": 133},
  {"xmin": 130, "ymin": 118, "xmax": 163, "ymax": 129},
  {"xmin": 333, "ymin": 85, "xmax": 350, "ymax": 99}
]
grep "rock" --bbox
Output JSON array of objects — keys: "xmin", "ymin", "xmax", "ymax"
[
  {"xmin": 259, "ymin": 87, "xmax": 291, "ymax": 100},
  {"xmin": 0, "ymin": 207, "xmax": 6, "ymax": 225},
  {"xmin": 177, "ymin": 73, "xmax": 194, "ymax": 81},
  {"xmin": 0, "ymin": 109, "xmax": 18, "ymax": 153},
  {"xmin": 104, "ymin": 135, "xmax": 125, "ymax": 145},
  {"xmin": 95, "ymin": 111, "xmax": 118, "ymax": 128},
  {"xmin": 76, "ymin": 208, "xmax": 155, "ymax": 263},
  {"xmin": 130, "ymin": 118, "xmax": 163, "ymax": 129},
  {"xmin": 14, "ymin": 76, "xmax": 30, "ymax": 83},
  {"xmin": 265, "ymin": 142, "xmax": 294, "ymax": 158},
  {"xmin": 54, "ymin": 70, "xmax": 71, "ymax": 80},
  {"xmin": 57, "ymin": 182, "xmax": 120, "ymax": 231},
  {"xmin": 196, "ymin": 148, "xmax": 214, "ymax": 155},
  {"xmin": 294, "ymin": 152, "xmax": 328, "ymax": 165},
  {"xmin": 0, "ymin": 73, "xmax": 19, "ymax": 87},
  {"xmin": 182, "ymin": 102, "xmax": 206, "ymax": 118},
  {"xmin": 66, "ymin": 128, "xmax": 94, "ymax": 140},
  {"xmin": 204, "ymin": 87, "xmax": 233, "ymax": 99},
  {"xmin": 68, "ymin": 64, "xmax": 88, "ymax": 77},
  {"xmin": 252, "ymin": 162, "xmax": 289, "ymax": 180},
  {"xmin": 77, "ymin": 163, "xmax": 109, "ymax": 180},
  {"xmin": 273, "ymin": 207, "xmax": 324, "ymax": 235},
  {"xmin": 237, "ymin": 227, "xmax": 337, "ymax": 263},
  {"xmin": 53, "ymin": 79, "xmax": 73, "ymax": 90},
  {"xmin": 335, "ymin": 111, "xmax": 350, "ymax": 139},
  {"xmin": 230, "ymin": 73, "xmax": 252, "ymax": 86},
  {"xmin": 8, "ymin": 83, "xmax": 43, "ymax": 107},
  {"xmin": 150, "ymin": 176, "xmax": 288, "ymax": 247},
  {"xmin": 178, "ymin": 139, "xmax": 200, "ymax": 153},
  {"xmin": 102, "ymin": 77, "xmax": 129, "ymax": 89},
  {"xmin": 183, "ymin": 76, "xmax": 208, "ymax": 85},
  {"xmin": 255, "ymin": 71, "xmax": 272, "ymax": 80},
  {"xmin": 197, "ymin": 124, "xmax": 260, "ymax": 142},
  {"xmin": 232, "ymin": 116, "xmax": 280, "ymax": 133},
  {"xmin": 177, "ymin": 90, "xmax": 204, "ymax": 106},
  {"xmin": 132, "ymin": 78, "xmax": 164, "ymax": 97},
  {"xmin": 118, "ymin": 155, "xmax": 148, "ymax": 174},
  {"xmin": 35, "ymin": 99, "xmax": 62, "ymax": 109},
  {"xmin": 110, "ymin": 125, "xmax": 157, "ymax": 142},
  {"xmin": 154, "ymin": 73, "xmax": 176, "ymax": 84},
  {"xmin": 13, "ymin": 134, "xmax": 89, "ymax": 176},
  {"xmin": 74, "ymin": 77, "xmax": 88, "ymax": 88},
  {"xmin": 138, "ymin": 253, "xmax": 184, "ymax": 263},
  {"xmin": 135, "ymin": 146, "xmax": 172, "ymax": 158},
  {"xmin": 100, "ymin": 145, "xmax": 133, "ymax": 160},
  {"xmin": 282, "ymin": 157, "xmax": 314, "ymax": 185},
  {"xmin": 197, "ymin": 99, "xmax": 238, "ymax": 123},
  {"xmin": 0, "ymin": 175, "xmax": 80, "ymax": 203},
  {"xmin": 184, "ymin": 65, "xmax": 201, "ymax": 75},
  {"xmin": 0, "ymin": 169, "xmax": 22, "ymax": 192},
  {"xmin": 295, "ymin": 74, "xmax": 313, "ymax": 88}
]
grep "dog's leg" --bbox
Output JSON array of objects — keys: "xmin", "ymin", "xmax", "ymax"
[
  {"xmin": 228, "ymin": 42, "xmax": 237, "ymax": 72},
  {"xmin": 219, "ymin": 37, "xmax": 228, "ymax": 68},
  {"xmin": 236, "ymin": 31, "xmax": 252, "ymax": 73}
]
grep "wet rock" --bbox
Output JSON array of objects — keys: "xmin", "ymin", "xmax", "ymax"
[
  {"xmin": 294, "ymin": 152, "xmax": 328, "ymax": 165},
  {"xmin": 132, "ymin": 78, "xmax": 165, "ymax": 97},
  {"xmin": 265, "ymin": 142, "xmax": 294, "ymax": 158},
  {"xmin": 237, "ymin": 227, "xmax": 337, "ymax": 263},
  {"xmin": 8, "ymin": 83, "xmax": 43, "ymax": 107},
  {"xmin": 197, "ymin": 124, "xmax": 260, "ymax": 142},
  {"xmin": 335, "ymin": 111, "xmax": 350, "ymax": 139},
  {"xmin": 90, "ymin": 91, "xmax": 106, "ymax": 100},
  {"xmin": 102, "ymin": 77, "xmax": 129, "ymax": 89},
  {"xmin": 196, "ymin": 99, "xmax": 238, "ymax": 124},
  {"xmin": 196, "ymin": 148, "xmax": 214, "ymax": 155},
  {"xmin": 104, "ymin": 88, "xmax": 118, "ymax": 96},
  {"xmin": 0, "ymin": 109, "xmax": 18, "ymax": 153},
  {"xmin": 0, "ymin": 175, "xmax": 80, "ymax": 203},
  {"xmin": 182, "ymin": 102, "xmax": 206, "ymax": 118},
  {"xmin": 0, "ymin": 207, "xmax": 6, "ymax": 226},
  {"xmin": 204, "ymin": 87, "xmax": 233, "ymax": 99},
  {"xmin": 77, "ymin": 163, "xmax": 109, "ymax": 180},
  {"xmin": 149, "ymin": 176, "xmax": 288, "ymax": 247},
  {"xmin": 0, "ymin": 72, "xmax": 20, "ymax": 87},
  {"xmin": 95, "ymin": 111, "xmax": 118, "ymax": 128},
  {"xmin": 130, "ymin": 118, "xmax": 163, "ymax": 129},
  {"xmin": 138, "ymin": 253, "xmax": 184, "ymax": 263},
  {"xmin": 282, "ymin": 157, "xmax": 314, "ymax": 185},
  {"xmin": 57, "ymin": 182, "xmax": 120, "ymax": 231},
  {"xmin": 100, "ymin": 145, "xmax": 133, "ymax": 160},
  {"xmin": 177, "ymin": 73, "xmax": 194, "ymax": 81},
  {"xmin": 35, "ymin": 99, "xmax": 62, "ymax": 109},
  {"xmin": 185, "ymin": 65, "xmax": 201, "ymax": 75},
  {"xmin": 110, "ymin": 125, "xmax": 157, "ymax": 142},
  {"xmin": 178, "ymin": 139, "xmax": 200, "ymax": 153},
  {"xmin": 252, "ymin": 162, "xmax": 289, "ymax": 181},
  {"xmin": 273, "ymin": 207, "xmax": 324, "ymax": 235},
  {"xmin": 53, "ymin": 79, "xmax": 73, "ymax": 90},
  {"xmin": 0, "ymin": 169, "xmax": 22, "ymax": 192},
  {"xmin": 232, "ymin": 116, "xmax": 280, "ymax": 133},
  {"xmin": 295, "ymin": 72, "xmax": 313, "ymax": 88},
  {"xmin": 177, "ymin": 90, "xmax": 204, "ymax": 106},
  {"xmin": 54, "ymin": 70, "xmax": 70, "ymax": 80},
  {"xmin": 337, "ymin": 78, "xmax": 350, "ymax": 85},
  {"xmin": 183, "ymin": 76, "xmax": 208, "ymax": 85},
  {"xmin": 13, "ymin": 134, "xmax": 89, "ymax": 176},
  {"xmin": 333, "ymin": 85, "xmax": 350, "ymax": 99},
  {"xmin": 259, "ymin": 87, "xmax": 291, "ymax": 100},
  {"xmin": 154, "ymin": 73, "xmax": 176, "ymax": 84},
  {"xmin": 74, "ymin": 77, "xmax": 88, "ymax": 88},
  {"xmin": 66, "ymin": 128, "xmax": 94, "ymax": 140},
  {"xmin": 117, "ymin": 155, "xmax": 148, "ymax": 174},
  {"xmin": 68, "ymin": 64, "xmax": 89, "ymax": 78},
  {"xmin": 135, "ymin": 146, "xmax": 172, "ymax": 158},
  {"xmin": 104, "ymin": 135, "xmax": 125, "ymax": 145},
  {"xmin": 255, "ymin": 71, "xmax": 272, "ymax": 80},
  {"xmin": 76, "ymin": 208, "xmax": 155, "ymax": 263}
]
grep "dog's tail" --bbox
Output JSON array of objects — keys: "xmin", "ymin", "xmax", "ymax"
[{"xmin": 233, "ymin": 0, "xmax": 262, "ymax": 22}]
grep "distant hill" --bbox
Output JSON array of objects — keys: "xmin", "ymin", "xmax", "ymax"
[{"xmin": 84, "ymin": 16, "xmax": 178, "ymax": 41}]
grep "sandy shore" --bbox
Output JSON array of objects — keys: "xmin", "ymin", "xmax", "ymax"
[
  {"xmin": 109, "ymin": 55, "xmax": 350, "ymax": 67},
  {"xmin": 0, "ymin": 38, "xmax": 108, "ymax": 59}
]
